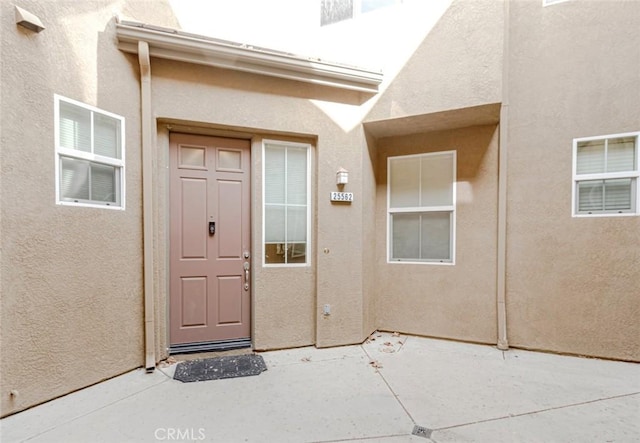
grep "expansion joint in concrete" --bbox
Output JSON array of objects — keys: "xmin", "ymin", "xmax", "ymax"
[
  {"xmin": 432, "ymin": 391, "xmax": 640, "ymax": 434},
  {"xmin": 360, "ymin": 344, "xmax": 417, "ymax": 426}
]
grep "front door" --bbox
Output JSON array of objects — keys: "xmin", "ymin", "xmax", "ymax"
[{"xmin": 169, "ymin": 133, "xmax": 251, "ymax": 352}]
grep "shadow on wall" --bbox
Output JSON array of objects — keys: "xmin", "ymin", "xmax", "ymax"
[
  {"xmin": 148, "ymin": 57, "xmax": 375, "ymax": 106},
  {"xmin": 457, "ymin": 125, "xmax": 496, "ymax": 182},
  {"xmin": 372, "ymin": 124, "xmax": 498, "ymax": 186},
  {"xmin": 368, "ymin": 0, "xmax": 502, "ymax": 120}
]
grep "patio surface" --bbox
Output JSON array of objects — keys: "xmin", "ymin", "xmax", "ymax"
[{"xmin": 1, "ymin": 332, "xmax": 639, "ymax": 442}]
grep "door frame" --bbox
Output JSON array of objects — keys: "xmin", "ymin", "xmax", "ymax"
[
  {"xmin": 161, "ymin": 125, "xmax": 257, "ymax": 355},
  {"xmin": 154, "ymin": 122, "xmax": 316, "ymax": 359},
  {"xmin": 168, "ymin": 131, "xmax": 253, "ymax": 354}
]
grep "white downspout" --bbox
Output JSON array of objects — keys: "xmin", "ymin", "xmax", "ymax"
[
  {"xmin": 496, "ymin": 0, "xmax": 510, "ymax": 351},
  {"xmin": 138, "ymin": 40, "xmax": 156, "ymax": 370}
]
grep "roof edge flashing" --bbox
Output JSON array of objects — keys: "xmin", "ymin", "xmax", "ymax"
[{"xmin": 116, "ymin": 21, "xmax": 383, "ymax": 93}]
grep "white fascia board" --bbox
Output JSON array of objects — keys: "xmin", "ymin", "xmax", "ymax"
[{"xmin": 116, "ymin": 20, "xmax": 383, "ymax": 93}]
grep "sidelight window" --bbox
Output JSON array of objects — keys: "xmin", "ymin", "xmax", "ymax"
[{"xmin": 263, "ymin": 140, "xmax": 310, "ymax": 265}]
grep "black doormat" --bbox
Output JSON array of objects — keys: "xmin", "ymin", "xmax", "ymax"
[{"xmin": 173, "ymin": 354, "xmax": 267, "ymax": 383}]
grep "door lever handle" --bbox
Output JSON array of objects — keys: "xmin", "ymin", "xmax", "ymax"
[{"xmin": 243, "ymin": 262, "xmax": 250, "ymax": 291}]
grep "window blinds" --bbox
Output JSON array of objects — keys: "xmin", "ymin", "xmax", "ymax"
[
  {"xmin": 56, "ymin": 97, "xmax": 123, "ymax": 207},
  {"xmin": 264, "ymin": 144, "xmax": 308, "ymax": 245},
  {"xmin": 576, "ymin": 136, "xmax": 637, "ymax": 214}
]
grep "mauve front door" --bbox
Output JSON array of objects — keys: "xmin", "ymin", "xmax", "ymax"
[{"xmin": 169, "ymin": 133, "xmax": 251, "ymax": 350}]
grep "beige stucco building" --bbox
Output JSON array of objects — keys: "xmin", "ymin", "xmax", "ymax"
[{"xmin": 1, "ymin": 0, "xmax": 639, "ymax": 417}]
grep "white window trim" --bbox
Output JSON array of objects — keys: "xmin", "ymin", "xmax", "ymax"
[
  {"xmin": 571, "ymin": 131, "xmax": 639, "ymax": 218},
  {"xmin": 54, "ymin": 94, "xmax": 126, "ymax": 210},
  {"xmin": 387, "ymin": 150, "xmax": 457, "ymax": 265},
  {"xmin": 353, "ymin": 0, "xmax": 401, "ymax": 17},
  {"xmin": 262, "ymin": 139, "xmax": 312, "ymax": 267},
  {"xmin": 321, "ymin": 0, "xmax": 402, "ymax": 26}
]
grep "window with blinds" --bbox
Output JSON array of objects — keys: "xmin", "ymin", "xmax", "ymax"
[
  {"xmin": 573, "ymin": 133, "xmax": 638, "ymax": 216},
  {"xmin": 320, "ymin": 0, "xmax": 400, "ymax": 26},
  {"xmin": 263, "ymin": 141, "xmax": 310, "ymax": 265},
  {"xmin": 55, "ymin": 95, "xmax": 124, "ymax": 209},
  {"xmin": 388, "ymin": 151, "xmax": 456, "ymax": 264}
]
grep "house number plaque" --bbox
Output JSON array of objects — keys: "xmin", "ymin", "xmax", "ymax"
[{"xmin": 330, "ymin": 192, "xmax": 354, "ymax": 202}]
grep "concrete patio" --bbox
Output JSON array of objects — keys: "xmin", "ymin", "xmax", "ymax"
[{"xmin": 1, "ymin": 333, "xmax": 639, "ymax": 442}]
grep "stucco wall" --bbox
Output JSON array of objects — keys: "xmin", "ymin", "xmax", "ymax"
[
  {"xmin": 505, "ymin": 0, "xmax": 640, "ymax": 361},
  {"xmin": 361, "ymin": 0, "xmax": 503, "ymax": 344},
  {"xmin": 0, "ymin": 0, "xmax": 179, "ymax": 418},
  {"xmin": 363, "ymin": 0, "xmax": 503, "ymax": 346},
  {"xmin": 375, "ymin": 125, "xmax": 499, "ymax": 343},
  {"xmin": 366, "ymin": 0, "xmax": 503, "ymax": 122},
  {"xmin": 148, "ymin": 59, "xmax": 370, "ymax": 351},
  {"xmin": 6, "ymin": 0, "xmax": 636, "ymax": 420},
  {"xmin": 141, "ymin": 0, "xmax": 505, "ymax": 353},
  {"xmin": 251, "ymin": 134, "xmax": 317, "ymax": 351},
  {"xmin": 361, "ymin": 131, "xmax": 379, "ymax": 339}
]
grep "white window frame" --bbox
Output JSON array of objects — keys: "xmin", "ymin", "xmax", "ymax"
[
  {"xmin": 572, "ymin": 131, "xmax": 639, "ymax": 218},
  {"xmin": 54, "ymin": 95, "xmax": 125, "ymax": 210},
  {"xmin": 262, "ymin": 139, "xmax": 312, "ymax": 267},
  {"xmin": 543, "ymin": 0, "xmax": 570, "ymax": 6},
  {"xmin": 387, "ymin": 150, "xmax": 456, "ymax": 265},
  {"xmin": 321, "ymin": 0, "xmax": 401, "ymax": 26}
]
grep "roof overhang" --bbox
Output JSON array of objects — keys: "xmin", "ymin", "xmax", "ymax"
[
  {"xmin": 364, "ymin": 103, "xmax": 502, "ymax": 139},
  {"xmin": 115, "ymin": 20, "xmax": 383, "ymax": 93}
]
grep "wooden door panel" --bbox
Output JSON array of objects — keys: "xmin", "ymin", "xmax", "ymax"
[
  {"xmin": 181, "ymin": 277, "xmax": 208, "ymax": 327},
  {"xmin": 217, "ymin": 180, "xmax": 243, "ymax": 258},
  {"xmin": 170, "ymin": 134, "xmax": 251, "ymax": 346},
  {"xmin": 217, "ymin": 276, "xmax": 243, "ymax": 324},
  {"xmin": 180, "ymin": 178, "xmax": 208, "ymax": 259}
]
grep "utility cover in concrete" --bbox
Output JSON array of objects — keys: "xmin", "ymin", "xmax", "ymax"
[
  {"xmin": 412, "ymin": 425, "xmax": 432, "ymax": 439},
  {"xmin": 173, "ymin": 354, "xmax": 267, "ymax": 383}
]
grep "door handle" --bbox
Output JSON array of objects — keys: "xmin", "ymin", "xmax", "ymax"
[
  {"xmin": 243, "ymin": 262, "xmax": 250, "ymax": 291},
  {"xmin": 209, "ymin": 222, "xmax": 215, "ymax": 235}
]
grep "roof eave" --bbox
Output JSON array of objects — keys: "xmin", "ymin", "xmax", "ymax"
[{"xmin": 115, "ymin": 20, "xmax": 383, "ymax": 93}]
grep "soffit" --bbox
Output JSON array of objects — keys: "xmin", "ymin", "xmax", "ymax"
[
  {"xmin": 364, "ymin": 103, "xmax": 502, "ymax": 139},
  {"xmin": 115, "ymin": 19, "xmax": 383, "ymax": 93}
]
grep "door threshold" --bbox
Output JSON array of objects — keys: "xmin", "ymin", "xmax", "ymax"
[{"xmin": 169, "ymin": 338, "xmax": 251, "ymax": 355}]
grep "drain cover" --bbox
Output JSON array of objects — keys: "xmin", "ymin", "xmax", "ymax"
[{"xmin": 412, "ymin": 425, "xmax": 432, "ymax": 439}]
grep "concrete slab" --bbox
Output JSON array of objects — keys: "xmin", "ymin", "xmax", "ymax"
[
  {"xmin": 0, "ymin": 369, "xmax": 168, "ymax": 443},
  {"xmin": 2, "ymin": 347, "xmax": 412, "ymax": 443},
  {"xmin": 362, "ymin": 330, "xmax": 409, "ymax": 357},
  {"xmin": 370, "ymin": 335, "xmax": 640, "ymax": 430},
  {"xmin": 336, "ymin": 436, "xmax": 427, "ymax": 442},
  {"xmin": 432, "ymin": 393, "xmax": 640, "ymax": 443},
  {"xmin": 1, "ymin": 336, "xmax": 638, "ymax": 443},
  {"xmin": 260, "ymin": 344, "xmax": 367, "ymax": 367}
]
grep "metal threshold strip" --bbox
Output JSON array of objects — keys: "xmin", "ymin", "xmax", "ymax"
[{"xmin": 170, "ymin": 338, "xmax": 252, "ymax": 355}]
